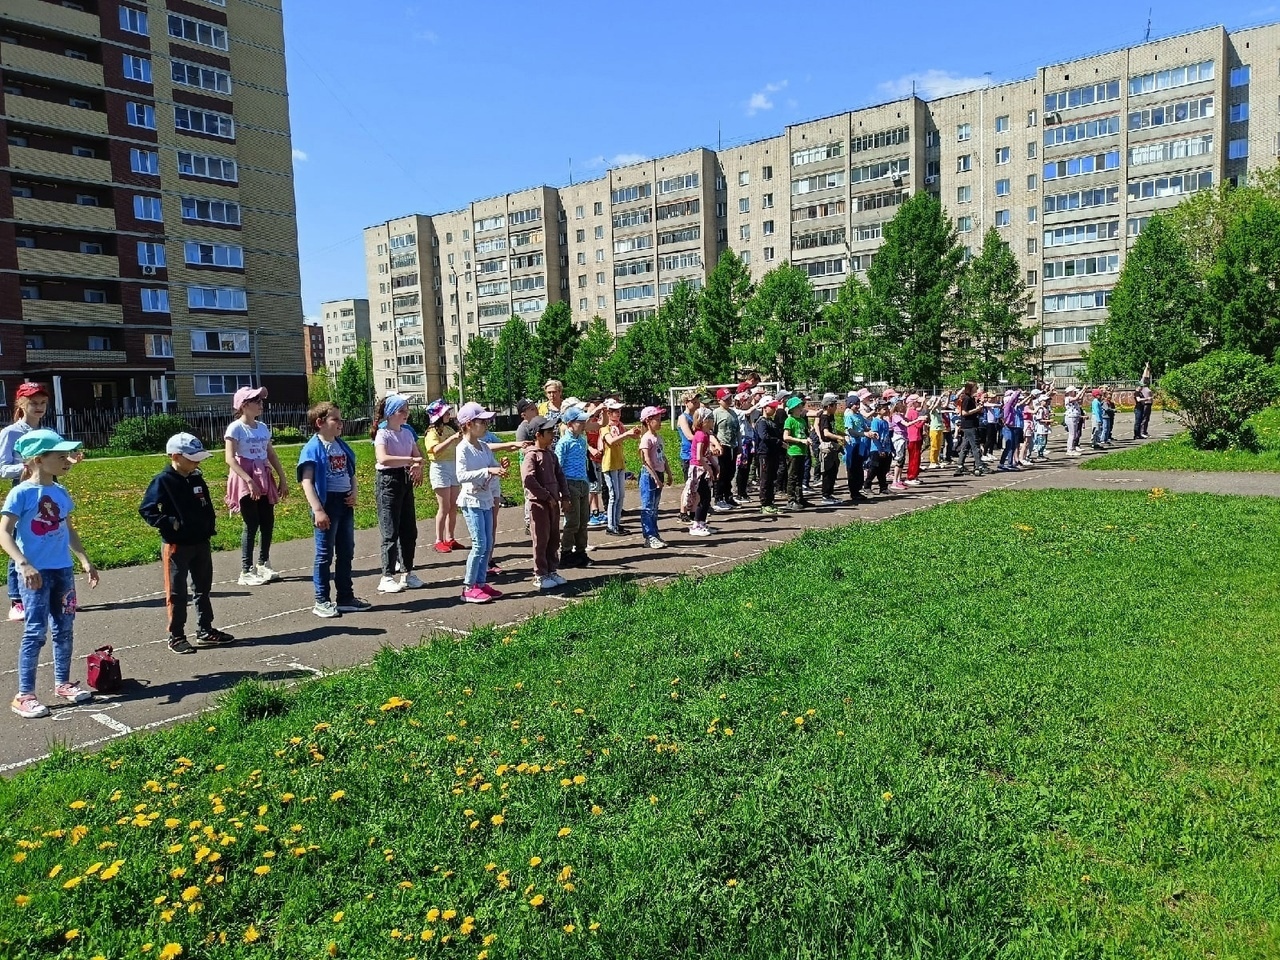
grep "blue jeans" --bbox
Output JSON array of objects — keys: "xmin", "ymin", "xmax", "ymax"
[
  {"xmin": 18, "ymin": 567, "xmax": 76, "ymax": 694},
  {"xmin": 604, "ymin": 469, "xmax": 625, "ymax": 531},
  {"xmin": 639, "ymin": 470, "xmax": 661, "ymax": 539},
  {"xmin": 7, "ymin": 560, "xmax": 18, "ymax": 604},
  {"xmin": 313, "ymin": 492, "xmax": 355, "ymax": 603},
  {"xmin": 461, "ymin": 506, "xmax": 491, "ymax": 587}
]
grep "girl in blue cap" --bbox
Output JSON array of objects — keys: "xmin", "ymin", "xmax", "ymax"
[{"xmin": 372, "ymin": 394, "xmax": 425, "ymax": 594}]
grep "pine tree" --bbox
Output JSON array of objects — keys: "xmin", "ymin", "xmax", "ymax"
[
  {"xmin": 952, "ymin": 228, "xmax": 1034, "ymax": 385},
  {"xmin": 688, "ymin": 251, "xmax": 752, "ymax": 384}
]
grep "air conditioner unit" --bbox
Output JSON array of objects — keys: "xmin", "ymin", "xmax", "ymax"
[
  {"xmin": 141, "ymin": 264, "xmax": 157, "ymax": 276},
  {"xmin": 924, "ymin": 175, "xmax": 938, "ymax": 184}
]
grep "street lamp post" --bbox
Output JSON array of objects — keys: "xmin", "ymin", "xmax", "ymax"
[{"xmin": 450, "ymin": 268, "xmax": 466, "ymax": 406}]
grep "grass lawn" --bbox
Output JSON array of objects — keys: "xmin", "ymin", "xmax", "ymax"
[
  {"xmin": 1084, "ymin": 405, "xmax": 1280, "ymax": 473},
  {"xmin": 61, "ymin": 427, "xmax": 686, "ymax": 569},
  {"xmin": 2, "ymin": 490, "xmax": 1279, "ymax": 959}
]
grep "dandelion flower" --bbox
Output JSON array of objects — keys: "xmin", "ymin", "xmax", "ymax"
[
  {"xmin": 442, "ymin": 909, "xmax": 457, "ymax": 921},
  {"xmin": 65, "ymin": 929, "xmax": 80, "ymax": 941},
  {"xmin": 15, "ymin": 895, "xmax": 30, "ymax": 907},
  {"xmin": 181, "ymin": 886, "xmax": 200, "ymax": 902},
  {"xmin": 62, "ymin": 875, "xmax": 83, "ymax": 890},
  {"xmin": 591, "ymin": 805, "xmax": 603, "ymax": 816},
  {"xmin": 69, "ymin": 800, "xmax": 87, "ymax": 810},
  {"xmin": 557, "ymin": 827, "xmax": 571, "ymax": 838},
  {"xmin": 564, "ymin": 923, "xmax": 576, "ymax": 933},
  {"xmin": 332, "ymin": 911, "xmax": 344, "ymax": 923},
  {"xmin": 726, "ymin": 878, "xmax": 738, "ymax": 887},
  {"xmin": 490, "ymin": 814, "xmax": 504, "ymax": 826},
  {"xmin": 589, "ymin": 921, "xmax": 600, "ymax": 931},
  {"xmin": 329, "ymin": 790, "xmax": 346, "ymax": 802},
  {"xmin": 253, "ymin": 865, "xmax": 271, "ymax": 876},
  {"xmin": 483, "ymin": 934, "xmax": 498, "ymax": 946},
  {"xmin": 158, "ymin": 944, "xmax": 183, "ymax": 960},
  {"xmin": 426, "ymin": 909, "xmax": 440, "ymax": 923},
  {"xmin": 882, "ymin": 791, "xmax": 893, "ymax": 802},
  {"xmin": 243, "ymin": 925, "xmax": 260, "ymax": 944},
  {"xmin": 529, "ymin": 894, "xmax": 545, "ymax": 908},
  {"xmin": 99, "ymin": 860, "xmax": 124, "ymax": 881}
]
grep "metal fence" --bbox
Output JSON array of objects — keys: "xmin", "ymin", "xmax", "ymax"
[{"xmin": 57, "ymin": 403, "xmax": 376, "ymax": 450}]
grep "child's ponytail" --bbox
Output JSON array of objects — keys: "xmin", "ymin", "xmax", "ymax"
[{"xmin": 369, "ymin": 397, "xmax": 387, "ymax": 441}]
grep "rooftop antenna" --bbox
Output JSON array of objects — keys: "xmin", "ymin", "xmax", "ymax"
[
  {"xmin": 717, "ymin": 122, "xmax": 721, "ymax": 152},
  {"xmin": 568, "ymin": 157, "xmax": 573, "ymax": 185},
  {"xmin": 1145, "ymin": 8, "xmax": 1152, "ymax": 41}
]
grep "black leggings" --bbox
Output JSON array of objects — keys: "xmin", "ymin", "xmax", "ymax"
[
  {"xmin": 694, "ymin": 475, "xmax": 712, "ymax": 523},
  {"xmin": 239, "ymin": 496, "xmax": 275, "ymax": 572}
]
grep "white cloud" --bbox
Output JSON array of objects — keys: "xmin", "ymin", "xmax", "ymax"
[
  {"xmin": 292, "ymin": 148, "xmax": 309, "ymax": 162},
  {"xmin": 746, "ymin": 80, "xmax": 788, "ymax": 116},
  {"xmin": 878, "ymin": 70, "xmax": 992, "ymax": 101},
  {"xmin": 582, "ymin": 152, "xmax": 648, "ymax": 171}
]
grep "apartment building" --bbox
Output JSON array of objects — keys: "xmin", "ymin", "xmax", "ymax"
[
  {"xmin": 319, "ymin": 297, "xmax": 367, "ymax": 377},
  {"xmin": 364, "ymin": 22, "xmax": 1280, "ymax": 394},
  {"xmin": 304, "ymin": 320, "xmax": 323, "ymax": 375},
  {"xmin": 1, "ymin": 0, "xmax": 304, "ymax": 416}
]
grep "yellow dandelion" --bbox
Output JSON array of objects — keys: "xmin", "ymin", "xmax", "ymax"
[
  {"xmin": 327, "ymin": 944, "xmax": 338, "ymax": 958},
  {"xmin": 529, "ymin": 894, "xmax": 545, "ymax": 907},
  {"xmin": 573, "ymin": 774, "xmax": 587, "ymax": 785},
  {"xmin": 490, "ymin": 814, "xmax": 505, "ymax": 826},
  {"xmin": 882, "ymin": 791, "xmax": 894, "ymax": 802},
  {"xmin": 426, "ymin": 909, "xmax": 440, "ymax": 923},
  {"xmin": 65, "ymin": 929, "xmax": 80, "ymax": 941},
  {"xmin": 397, "ymin": 881, "xmax": 413, "ymax": 889},
  {"xmin": 329, "ymin": 790, "xmax": 346, "ymax": 802},
  {"xmin": 591, "ymin": 804, "xmax": 603, "ymax": 816},
  {"xmin": 62, "ymin": 875, "xmax": 83, "ymax": 890},
  {"xmin": 557, "ymin": 827, "xmax": 571, "ymax": 838},
  {"xmin": 589, "ymin": 921, "xmax": 600, "ymax": 931},
  {"xmin": 99, "ymin": 860, "xmax": 124, "ymax": 881},
  {"xmin": 15, "ymin": 895, "xmax": 30, "ymax": 907},
  {"xmin": 332, "ymin": 911, "xmax": 344, "ymax": 923},
  {"xmin": 564, "ymin": 923, "xmax": 576, "ymax": 934},
  {"xmin": 253, "ymin": 865, "xmax": 271, "ymax": 876},
  {"xmin": 169, "ymin": 868, "xmax": 186, "ymax": 880},
  {"xmin": 529, "ymin": 856, "xmax": 542, "ymax": 867},
  {"xmin": 243, "ymin": 925, "xmax": 261, "ymax": 944},
  {"xmin": 483, "ymin": 934, "xmax": 498, "ymax": 946},
  {"xmin": 726, "ymin": 878, "xmax": 738, "ymax": 887},
  {"xmin": 181, "ymin": 885, "xmax": 200, "ymax": 902},
  {"xmin": 69, "ymin": 800, "xmax": 87, "ymax": 810},
  {"xmin": 442, "ymin": 909, "xmax": 457, "ymax": 921},
  {"xmin": 420, "ymin": 929, "xmax": 435, "ymax": 941}
]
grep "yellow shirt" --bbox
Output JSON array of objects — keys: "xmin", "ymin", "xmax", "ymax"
[
  {"xmin": 600, "ymin": 423, "xmax": 626, "ymax": 472},
  {"xmin": 423, "ymin": 425, "xmax": 454, "ymax": 463}
]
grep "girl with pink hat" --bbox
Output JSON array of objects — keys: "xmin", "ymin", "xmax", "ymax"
[{"xmin": 224, "ymin": 386, "xmax": 288, "ymax": 586}]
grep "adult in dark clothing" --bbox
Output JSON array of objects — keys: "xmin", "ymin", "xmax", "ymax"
[
  {"xmin": 953, "ymin": 382, "xmax": 987, "ymax": 476},
  {"xmin": 1133, "ymin": 381, "xmax": 1154, "ymax": 439}
]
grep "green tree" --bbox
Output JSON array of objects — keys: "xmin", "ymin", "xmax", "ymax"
[
  {"xmin": 951, "ymin": 228, "xmax": 1033, "ymax": 385},
  {"xmin": 461, "ymin": 334, "xmax": 495, "ymax": 407},
  {"xmin": 487, "ymin": 316, "xmax": 539, "ymax": 412},
  {"xmin": 333, "ymin": 341, "xmax": 374, "ymax": 417},
  {"xmin": 688, "ymin": 250, "xmax": 752, "ymax": 383},
  {"xmin": 534, "ymin": 301, "xmax": 580, "ymax": 381},
  {"xmin": 1085, "ymin": 215, "xmax": 1203, "ymax": 381},
  {"xmin": 1167, "ymin": 167, "xmax": 1280, "ymax": 281},
  {"xmin": 800, "ymin": 274, "xmax": 887, "ymax": 390},
  {"xmin": 1160, "ymin": 350, "xmax": 1280, "ymax": 450},
  {"xmin": 866, "ymin": 192, "xmax": 964, "ymax": 387},
  {"xmin": 1207, "ymin": 192, "xmax": 1280, "ymax": 360},
  {"xmin": 307, "ymin": 370, "xmax": 332, "ymax": 405},
  {"xmin": 565, "ymin": 317, "xmax": 615, "ymax": 399},
  {"xmin": 736, "ymin": 263, "xmax": 818, "ymax": 385},
  {"xmin": 655, "ymin": 279, "xmax": 700, "ymax": 387}
]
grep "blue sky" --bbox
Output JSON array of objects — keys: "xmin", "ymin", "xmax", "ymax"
[{"xmin": 284, "ymin": 0, "xmax": 1279, "ymax": 319}]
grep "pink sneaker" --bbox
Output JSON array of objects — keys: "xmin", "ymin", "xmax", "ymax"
[
  {"xmin": 53, "ymin": 681, "xmax": 92, "ymax": 704},
  {"xmin": 7, "ymin": 602, "xmax": 24, "ymax": 622},
  {"xmin": 890, "ymin": 482, "xmax": 908, "ymax": 491},
  {"xmin": 479, "ymin": 583, "xmax": 503, "ymax": 599},
  {"xmin": 461, "ymin": 587, "xmax": 491, "ymax": 604}
]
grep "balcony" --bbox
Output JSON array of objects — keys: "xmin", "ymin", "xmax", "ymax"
[
  {"xmin": 5, "ymin": 0, "xmax": 101, "ymax": 37},
  {"xmin": 4, "ymin": 95, "xmax": 108, "ymax": 136},
  {"xmin": 21, "ymin": 301, "xmax": 124, "ymax": 326},
  {"xmin": 1, "ymin": 42, "xmax": 105, "ymax": 89},
  {"xmin": 12, "ymin": 196, "xmax": 116, "ymax": 231},
  {"xmin": 17, "ymin": 247, "xmax": 119, "ymax": 280},
  {"xmin": 8, "ymin": 145, "xmax": 112, "ymax": 184},
  {"xmin": 26, "ymin": 349, "xmax": 129, "ymax": 366}
]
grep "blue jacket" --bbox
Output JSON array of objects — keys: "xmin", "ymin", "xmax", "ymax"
[{"xmin": 296, "ymin": 434, "xmax": 357, "ymax": 504}]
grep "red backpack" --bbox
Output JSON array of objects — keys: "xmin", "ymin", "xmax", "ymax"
[{"xmin": 87, "ymin": 646, "xmax": 122, "ymax": 693}]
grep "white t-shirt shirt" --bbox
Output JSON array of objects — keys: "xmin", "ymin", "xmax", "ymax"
[{"xmin": 225, "ymin": 420, "xmax": 271, "ymax": 461}]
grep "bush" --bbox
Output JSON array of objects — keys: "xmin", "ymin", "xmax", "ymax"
[
  {"xmin": 271, "ymin": 425, "xmax": 303, "ymax": 443},
  {"xmin": 107, "ymin": 413, "xmax": 192, "ymax": 454},
  {"xmin": 1159, "ymin": 350, "xmax": 1280, "ymax": 450}
]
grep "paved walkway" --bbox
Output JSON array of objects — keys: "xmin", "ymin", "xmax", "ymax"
[{"xmin": 3, "ymin": 412, "xmax": 1274, "ymax": 773}]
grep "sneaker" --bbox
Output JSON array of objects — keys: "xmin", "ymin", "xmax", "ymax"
[
  {"xmin": 377, "ymin": 576, "xmax": 405, "ymax": 594},
  {"xmin": 336, "ymin": 597, "xmax": 372, "ymax": 613},
  {"xmin": 461, "ymin": 587, "xmax": 491, "ymax": 604},
  {"xmin": 11, "ymin": 694, "xmax": 49, "ymax": 719},
  {"xmin": 487, "ymin": 565, "xmax": 503, "ymax": 576},
  {"xmin": 238, "ymin": 569, "xmax": 267, "ymax": 587},
  {"xmin": 587, "ymin": 513, "xmax": 607, "ymax": 528},
  {"xmin": 711, "ymin": 500, "xmax": 732, "ymax": 512},
  {"xmin": 761, "ymin": 505, "xmax": 779, "ymax": 517},
  {"xmin": 905, "ymin": 479, "xmax": 923, "ymax": 486},
  {"xmin": 952, "ymin": 468, "xmax": 968, "ymax": 476},
  {"xmin": 890, "ymin": 482, "xmax": 908, "ymax": 491},
  {"xmin": 53, "ymin": 681, "xmax": 92, "ymax": 703},
  {"xmin": 479, "ymin": 583, "xmax": 503, "ymax": 599},
  {"xmin": 194, "ymin": 628, "xmax": 235, "ymax": 647},
  {"xmin": 403, "ymin": 572, "xmax": 426, "ymax": 589},
  {"xmin": 688, "ymin": 524, "xmax": 711, "ymax": 537},
  {"xmin": 532, "ymin": 575, "xmax": 552, "ymax": 591},
  {"xmin": 7, "ymin": 602, "xmax": 24, "ymax": 622},
  {"xmin": 167, "ymin": 635, "xmax": 196, "ymax": 655},
  {"xmin": 604, "ymin": 527, "xmax": 628, "ymax": 537},
  {"xmin": 312, "ymin": 600, "xmax": 339, "ymax": 619},
  {"xmin": 433, "ymin": 541, "xmax": 452, "ymax": 553},
  {"xmin": 646, "ymin": 537, "xmax": 668, "ymax": 549},
  {"xmin": 548, "ymin": 572, "xmax": 568, "ymax": 587},
  {"xmin": 821, "ymin": 496, "xmax": 841, "ymax": 506},
  {"xmin": 256, "ymin": 563, "xmax": 280, "ymax": 582},
  {"xmin": 448, "ymin": 539, "xmax": 465, "ymax": 550}
]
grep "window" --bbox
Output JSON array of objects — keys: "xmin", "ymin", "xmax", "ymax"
[
  {"xmin": 739, "ymin": 224, "xmax": 751, "ymax": 241},
  {"xmin": 141, "ymin": 288, "xmax": 169, "ymax": 312},
  {"xmin": 594, "ymin": 202, "xmax": 603, "ymax": 215},
  {"xmin": 25, "ymin": 335, "xmax": 45, "ymax": 350},
  {"xmin": 995, "ymin": 115, "xmax": 1009, "ymax": 133},
  {"xmin": 145, "ymin": 334, "xmax": 173, "ymax": 358},
  {"xmin": 167, "ymin": 14, "xmax": 229, "ymax": 51},
  {"xmin": 852, "ymin": 126, "xmax": 909, "ymax": 153},
  {"xmin": 791, "ymin": 142, "xmax": 843, "ymax": 167},
  {"xmin": 509, "ymin": 206, "xmax": 541, "ymax": 226},
  {"xmin": 171, "ymin": 60, "xmax": 232, "ymax": 95},
  {"xmin": 925, "ymin": 130, "xmax": 939, "ymax": 147},
  {"xmin": 137, "ymin": 242, "xmax": 165, "ymax": 266},
  {"xmin": 597, "ymin": 296, "xmax": 607, "ymax": 310},
  {"xmin": 1027, "ymin": 174, "xmax": 1038, "ymax": 191},
  {"xmin": 1027, "ymin": 109, "xmax": 1038, "ymax": 127},
  {"xmin": 1046, "ymin": 79, "xmax": 1122, "ymax": 113},
  {"xmin": 1128, "ymin": 135, "xmax": 1213, "ymax": 166},
  {"xmin": 855, "ymin": 189, "xmax": 908, "ymax": 213},
  {"xmin": 1128, "ymin": 95, "xmax": 1215, "ymax": 131},
  {"xmin": 133, "ymin": 195, "xmax": 163, "ymax": 221},
  {"xmin": 194, "ymin": 374, "xmax": 255, "ymax": 396},
  {"xmin": 122, "ymin": 55, "xmax": 152, "ymax": 82},
  {"xmin": 738, "ymin": 171, "xmax": 750, "ymax": 185},
  {"xmin": 70, "ymin": 145, "xmax": 95, "ymax": 158},
  {"xmin": 851, "ymin": 157, "xmax": 910, "ymax": 183},
  {"xmin": 20, "ymin": 286, "xmax": 40, "ymax": 301},
  {"xmin": 1230, "ymin": 66, "xmax": 1251, "ymax": 87},
  {"xmin": 596, "ymin": 249, "xmax": 606, "ymax": 261},
  {"xmin": 130, "ymin": 148, "xmax": 159, "ymax": 175},
  {"xmin": 1043, "ymin": 148, "xmax": 1122, "ymax": 180},
  {"xmin": 126, "ymin": 102, "xmax": 156, "ymax": 129},
  {"xmin": 763, "ymin": 246, "xmax": 775, "ymax": 262},
  {"xmin": 1127, "ymin": 61, "xmax": 1214, "ymax": 96},
  {"xmin": 178, "ymin": 151, "xmax": 238, "ymax": 182},
  {"xmin": 1043, "ymin": 290, "xmax": 1112, "ymax": 313},
  {"xmin": 1027, "ymin": 206, "xmax": 1037, "ymax": 223},
  {"xmin": 15, "ymin": 236, "xmax": 35, "ymax": 248},
  {"xmin": 956, "ymin": 185, "xmax": 972, "ymax": 203},
  {"xmin": 995, "ymin": 209, "xmax": 1011, "ymax": 227},
  {"xmin": 995, "ymin": 146, "xmax": 1010, "ymax": 165},
  {"xmin": 1229, "ymin": 102, "xmax": 1249, "ymax": 123},
  {"xmin": 740, "ymin": 251, "xmax": 751, "ymax": 267},
  {"xmin": 119, "ymin": 6, "xmax": 148, "ymax": 35},
  {"xmin": 83, "ymin": 289, "xmax": 107, "ymax": 304},
  {"xmin": 762, "ymin": 165, "xmax": 773, "ymax": 180},
  {"xmin": 184, "ymin": 240, "xmax": 243, "ymax": 267},
  {"xmin": 658, "ymin": 225, "xmax": 701, "ymax": 245},
  {"xmin": 657, "ymin": 173, "xmax": 699, "ymax": 194},
  {"xmin": 1228, "ymin": 139, "xmax": 1249, "ymax": 159},
  {"xmin": 1026, "ymin": 270, "xmax": 1038, "ymax": 286},
  {"xmin": 1043, "ymin": 254, "xmax": 1120, "ymax": 279},
  {"xmin": 763, "ymin": 220, "xmax": 774, "ymax": 235},
  {"xmin": 574, "ymin": 205, "xmax": 584, "ymax": 219},
  {"xmin": 181, "ymin": 196, "xmax": 241, "ymax": 225},
  {"xmin": 1027, "ymin": 238, "xmax": 1037, "ymax": 254},
  {"xmin": 957, "ymin": 123, "xmax": 972, "ymax": 142},
  {"xmin": 175, "ymin": 106, "xmax": 234, "ymax": 139},
  {"xmin": 995, "ymin": 179, "xmax": 1010, "ymax": 197},
  {"xmin": 68, "ymin": 97, "xmax": 92, "ymax": 109},
  {"xmin": 88, "ymin": 336, "xmax": 112, "ymax": 351},
  {"xmin": 188, "ymin": 286, "xmax": 247, "ymax": 311},
  {"xmin": 957, "ymin": 154, "xmax": 972, "ymax": 172},
  {"xmin": 79, "ymin": 241, "xmax": 103, "ymax": 255},
  {"xmin": 791, "ymin": 171, "xmax": 845, "ymax": 195},
  {"xmin": 1042, "ymin": 219, "xmax": 1121, "ymax": 248},
  {"xmin": 576, "ymin": 252, "xmax": 586, "ymax": 265},
  {"xmin": 762, "ymin": 193, "xmax": 774, "ymax": 208},
  {"xmin": 575, "ymin": 229, "xmax": 585, "ymax": 242},
  {"xmin": 957, "ymin": 216, "xmax": 973, "ymax": 232},
  {"xmin": 610, "ymin": 184, "xmax": 651, "ymax": 205},
  {"xmin": 1043, "ymin": 114, "xmax": 1121, "ymax": 147},
  {"xmin": 1044, "ymin": 185, "xmax": 1121, "ymax": 213}
]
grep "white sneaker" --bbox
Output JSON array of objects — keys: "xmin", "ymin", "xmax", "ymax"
[
  {"xmin": 905, "ymin": 479, "xmax": 923, "ymax": 486},
  {"xmin": 549, "ymin": 572, "xmax": 568, "ymax": 587},
  {"xmin": 533, "ymin": 575, "xmax": 553, "ymax": 591},
  {"xmin": 377, "ymin": 576, "xmax": 405, "ymax": 594},
  {"xmin": 647, "ymin": 537, "xmax": 668, "ymax": 549},
  {"xmin": 312, "ymin": 600, "xmax": 339, "ymax": 619},
  {"xmin": 402, "ymin": 572, "xmax": 425, "ymax": 589},
  {"xmin": 7, "ymin": 602, "xmax": 24, "ymax": 622},
  {"xmin": 256, "ymin": 563, "xmax": 280, "ymax": 582},
  {"xmin": 238, "ymin": 570, "xmax": 267, "ymax": 587},
  {"xmin": 688, "ymin": 524, "xmax": 711, "ymax": 537}
]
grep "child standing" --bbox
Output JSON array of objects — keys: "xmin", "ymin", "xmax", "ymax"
[
  {"xmin": 638, "ymin": 405, "xmax": 670, "ymax": 548},
  {"xmin": 600, "ymin": 399, "xmax": 640, "ymax": 535},
  {"xmin": 224, "ymin": 386, "xmax": 288, "ymax": 586},
  {"xmin": 1064, "ymin": 387, "xmax": 1085, "ymax": 456},
  {"xmin": 298, "ymin": 403, "xmax": 370, "ymax": 619},
  {"xmin": 521, "ymin": 415, "xmax": 568, "ymax": 591},
  {"xmin": 1, "ymin": 430, "xmax": 98, "ymax": 718},
  {"xmin": 455, "ymin": 402, "xmax": 506, "ymax": 604},
  {"xmin": 0, "ymin": 382, "xmax": 50, "ymax": 621},
  {"xmin": 424, "ymin": 400, "xmax": 463, "ymax": 553},
  {"xmin": 555, "ymin": 407, "xmax": 592, "ymax": 567},
  {"xmin": 1032, "ymin": 397, "xmax": 1053, "ymax": 461},
  {"xmin": 867, "ymin": 402, "xmax": 893, "ymax": 494},
  {"xmin": 683, "ymin": 409, "xmax": 717, "ymax": 536},
  {"xmin": 139, "ymin": 433, "xmax": 235, "ymax": 652},
  {"xmin": 372, "ymin": 394, "xmax": 425, "ymax": 594},
  {"xmin": 584, "ymin": 401, "xmax": 607, "ymax": 527},
  {"xmin": 888, "ymin": 400, "xmax": 909, "ymax": 491},
  {"xmin": 782, "ymin": 397, "xmax": 811, "ymax": 509},
  {"xmin": 903, "ymin": 395, "xmax": 926, "ymax": 485}
]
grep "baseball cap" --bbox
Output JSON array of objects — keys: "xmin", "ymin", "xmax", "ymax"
[
  {"xmin": 821, "ymin": 392, "xmax": 839, "ymax": 406},
  {"xmin": 881, "ymin": 388, "xmax": 897, "ymax": 400},
  {"xmin": 516, "ymin": 398, "xmax": 537, "ymax": 415},
  {"xmin": 14, "ymin": 382, "xmax": 48, "ymax": 401},
  {"xmin": 785, "ymin": 396, "xmax": 804, "ymax": 411},
  {"xmin": 560, "ymin": 406, "xmax": 588, "ymax": 423},
  {"xmin": 1091, "ymin": 389, "xmax": 1102, "ymax": 397},
  {"xmin": 562, "ymin": 396, "xmax": 584, "ymax": 410},
  {"xmin": 764, "ymin": 398, "xmax": 782, "ymax": 409},
  {"xmin": 715, "ymin": 387, "xmax": 732, "ymax": 401},
  {"xmin": 750, "ymin": 385, "xmax": 765, "ymax": 395},
  {"xmin": 603, "ymin": 398, "xmax": 624, "ymax": 410},
  {"xmin": 166, "ymin": 432, "xmax": 213, "ymax": 461},
  {"xmin": 232, "ymin": 385, "xmax": 267, "ymax": 410},
  {"xmin": 529, "ymin": 415, "xmax": 559, "ymax": 434},
  {"xmin": 456, "ymin": 401, "xmax": 495, "ymax": 424},
  {"xmin": 15, "ymin": 429, "xmax": 81, "ymax": 459},
  {"xmin": 639, "ymin": 405, "xmax": 665, "ymax": 420}
]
